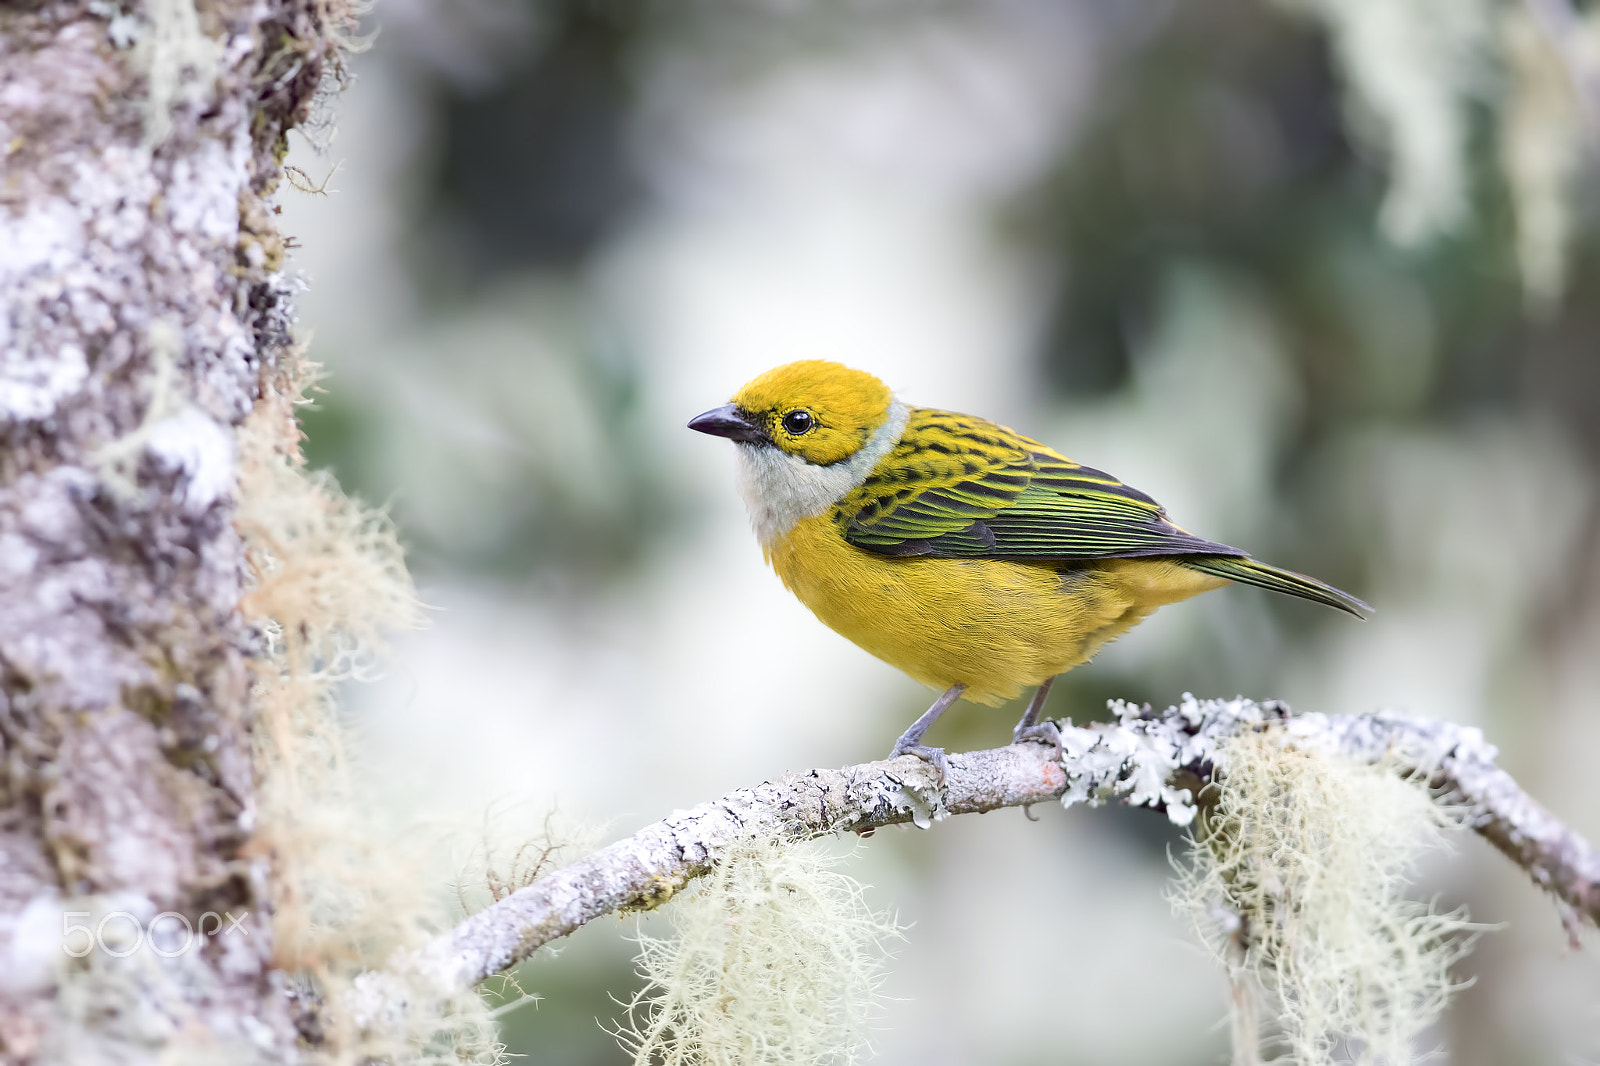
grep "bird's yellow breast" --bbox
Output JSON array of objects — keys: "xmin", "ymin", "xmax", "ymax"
[{"xmin": 765, "ymin": 513, "xmax": 1225, "ymax": 705}]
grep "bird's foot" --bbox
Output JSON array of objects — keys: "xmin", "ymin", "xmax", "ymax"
[
  {"xmin": 1011, "ymin": 718, "xmax": 1063, "ymax": 760},
  {"xmin": 885, "ymin": 683, "xmax": 964, "ymax": 787},
  {"xmin": 888, "ymin": 741, "xmax": 950, "ymax": 786}
]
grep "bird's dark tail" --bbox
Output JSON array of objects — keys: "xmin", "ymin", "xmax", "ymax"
[{"xmin": 1181, "ymin": 555, "xmax": 1371, "ymax": 617}]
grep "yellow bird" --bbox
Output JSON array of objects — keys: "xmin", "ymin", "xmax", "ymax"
[{"xmin": 689, "ymin": 360, "xmax": 1369, "ymax": 773}]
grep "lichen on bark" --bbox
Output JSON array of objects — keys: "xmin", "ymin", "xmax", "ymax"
[{"xmin": 0, "ymin": 0, "xmax": 349, "ymax": 1059}]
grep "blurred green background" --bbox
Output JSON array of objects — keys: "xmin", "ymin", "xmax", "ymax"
[{"xmin": 282, "ymin": 1, "xmax": 1600, "ymax": 1062}]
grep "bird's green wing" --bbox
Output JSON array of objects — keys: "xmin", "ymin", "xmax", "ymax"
[
  {"xmin": 836, "ymin": 407, "xmax": 1242, "ymax": 561},
  {"xmin": 836, "ymin": 407, "xmax": 1371, "ymax": 616}
]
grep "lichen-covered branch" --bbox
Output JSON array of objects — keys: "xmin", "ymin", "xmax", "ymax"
[{"xmin": 384, "ymin": 698, "xmax": 1597, "ymax": 1000}]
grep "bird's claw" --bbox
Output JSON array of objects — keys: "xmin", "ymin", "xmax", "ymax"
[
  {"xmin": 1012, "ymin": 719, "xmax": 1063, "ymax": 760},
  {"xmin": 889, "ymin": 742, "xmax": 950, "ymax": 786}
]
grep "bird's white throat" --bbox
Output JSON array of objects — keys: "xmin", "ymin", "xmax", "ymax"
[{"xmin": 735, "ymin": 399, "xmax": 909, "ymax": 546}]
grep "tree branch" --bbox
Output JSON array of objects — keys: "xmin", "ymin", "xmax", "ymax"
[{"xmin": 353, "ymin": 697, "xmax": 1598, "ymax": 1015}]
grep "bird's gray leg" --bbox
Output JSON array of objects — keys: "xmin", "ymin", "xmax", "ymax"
[
  {"xmin": 889, "ymin": 683, "xmax": 966, "ymax": 783},
  {"xmin": 1011, "ymin": 676, "xmax": 1062, "ymax": 754}
]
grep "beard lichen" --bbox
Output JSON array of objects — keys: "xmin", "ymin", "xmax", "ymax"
[
  {"xmin": 1172, "ymin": 731, "xmax": 1482, "ymax": 1066},
  {"xmin": 236, "ymin": 359, "xmax": 501, "ymax": 1065},
  {"xmin": 613, "ymin": 836, "xmax": 901, "ymax": 1066}
]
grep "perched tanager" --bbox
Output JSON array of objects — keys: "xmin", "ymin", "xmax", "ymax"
[{"xmin": 689, "ymin": 360, "xmax": 1368, "ymax": 774}]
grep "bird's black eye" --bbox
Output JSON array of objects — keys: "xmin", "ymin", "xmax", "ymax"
[{"xmin": 782, "ymin": 410, "xmax": 815, "ymax": 435}]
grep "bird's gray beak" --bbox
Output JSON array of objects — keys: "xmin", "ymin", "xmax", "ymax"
[{"xmin": 688, "ymin": 403, "xmax": 768, "ymax": 443}]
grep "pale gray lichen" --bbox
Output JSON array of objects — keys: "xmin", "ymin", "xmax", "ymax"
[
  {"xmin": 135, "ymin": 0, "xmax": 223, "ymax": 146},
  {"xmin": 1173, "ymin": 732, "xmax": 1480, "ymax": 1065},
  {"xmin": 1058, "ymin": 693, "xmax": 1273, "ymax": 826},
  {"xmin": 0, "ymin": 340, "xmax": 89, "ymax": 423},
  {"xmin": 1278, "ymin": 0, "xmax": 1494, "ymax": 246},
  {"xmin": 1279, "ymin": 0, "xmax": 1598, "ymax": 306},
  {"xmin": 613, "ymin": 836, "xmax": 900, "ymax": 1066},
  {"xmin": 871, "ymin": 770, "xmax": 947, "ymax": 831},
  {"xmin": 1500, "ymin": 6, "xmax": 1586, "ymax": 311},
  {"xmin": 146, "ymin": 408, "xmax": 236, "ymax": 514}
]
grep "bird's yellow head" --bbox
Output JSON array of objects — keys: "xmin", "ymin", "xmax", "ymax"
[
  {"xmin": 689, "ymin": 360, "xmax": 894, "ymax": 466},
  {"xmin": 690, "ymin": 361, "xmax": 908, "ymax": 544}
]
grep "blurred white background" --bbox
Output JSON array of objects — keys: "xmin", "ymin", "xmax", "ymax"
[{"xmin": 280, "ymin": 1, "xmax": 1600, "ymax": 1061}]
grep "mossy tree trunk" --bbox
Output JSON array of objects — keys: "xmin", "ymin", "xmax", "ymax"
[{"xmin": 0, "ymin": 2, "xmax": 333, "ymax": 1060}]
